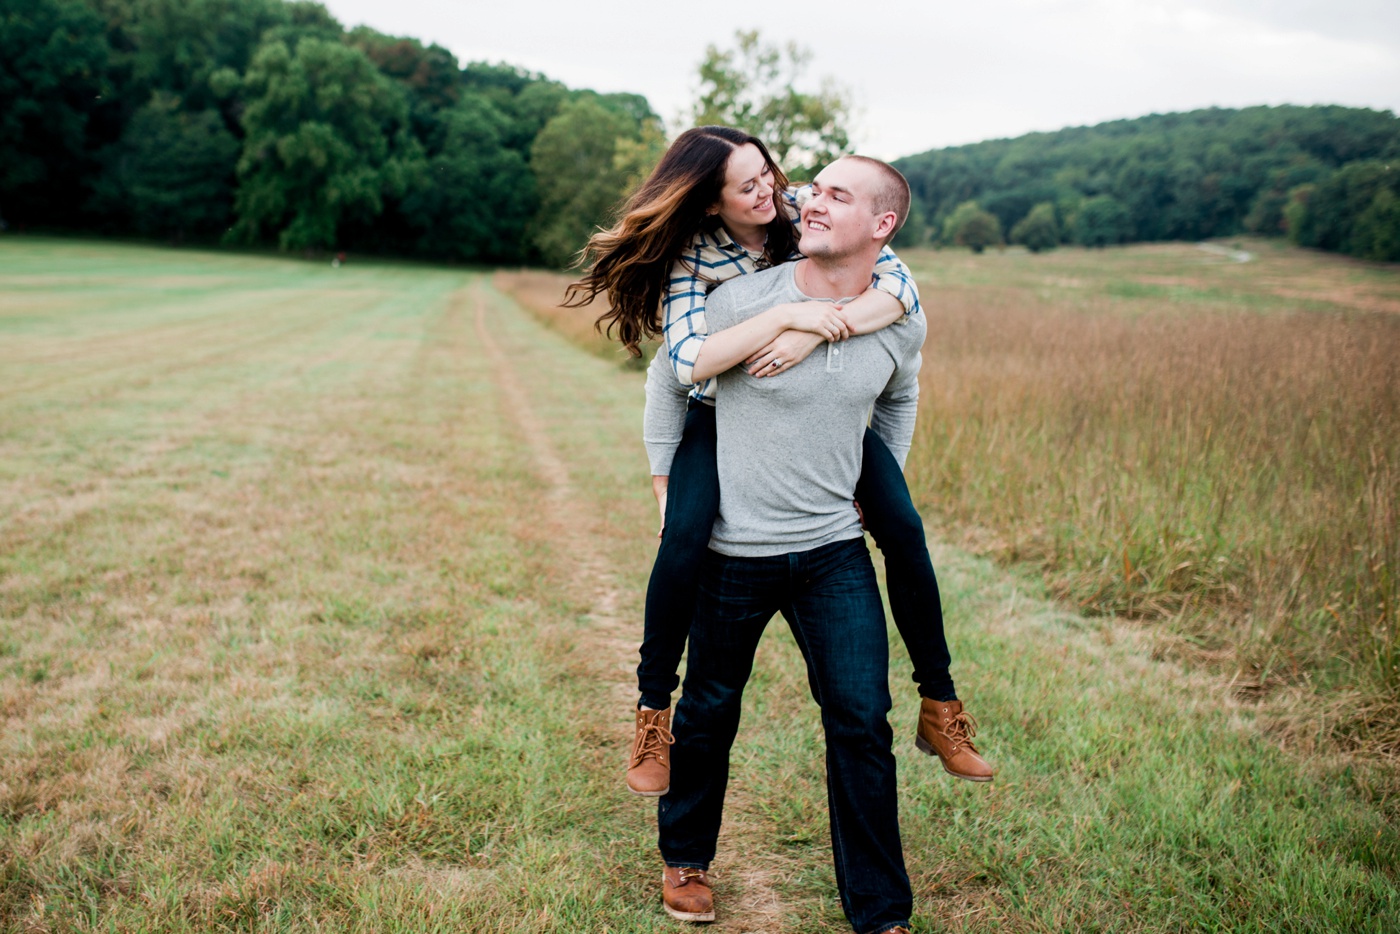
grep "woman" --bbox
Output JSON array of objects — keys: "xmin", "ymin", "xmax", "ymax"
[{"xmin": 564, "ymin": 126, "xmax": 990, "ymax": 795}]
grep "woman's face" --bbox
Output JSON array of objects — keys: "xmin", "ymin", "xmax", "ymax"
[{"xmin": 709, "ymin": 143, "xmax": 778, "ymax": 233}]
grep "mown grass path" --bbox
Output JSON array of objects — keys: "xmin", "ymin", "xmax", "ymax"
[{"xmin": 1, "ymin": 238, "xmax": 1397, "ymax": 932}]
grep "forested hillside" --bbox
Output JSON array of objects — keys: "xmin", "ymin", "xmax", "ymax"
[
  {"xmin": 5, "ymin": 3, "xmax": 1397, "ymax": 266},
  {"xmin": 0, "ymin": 0, "xmax": 662, "ymax": 264},
  {"xmin": 894, "ymin": 106, "xmax": 1400, "ymax": 261}
]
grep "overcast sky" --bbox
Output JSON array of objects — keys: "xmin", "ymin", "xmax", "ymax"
[{"xmin": 317, "ymin": 0, "xmax": 1400, "ymax": 160}]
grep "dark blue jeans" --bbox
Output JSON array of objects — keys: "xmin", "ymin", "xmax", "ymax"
[
  {"xmin": 637, "ymin": 402, "xmax": 954, "ymax": 710},
  {"xmin": 657, "ymin": 537, "xmax": 913, "ymax": 934}
]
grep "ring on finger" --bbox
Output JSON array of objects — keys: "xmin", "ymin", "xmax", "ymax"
[{"xmin": 771, "ymin": 359, "xmax": 783, "ymax": 367}]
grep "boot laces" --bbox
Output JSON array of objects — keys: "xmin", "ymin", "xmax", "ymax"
[
  {"xmin": 944, "ymin": 711, "xmax": 979, "ymax": 751},
  {"xmin": 675, "ymin": 867, "xmax": 708, "ymax": 887},
  {"xmin": 631, "ymin": 717, "xmax": 675, "ymax": 767}
]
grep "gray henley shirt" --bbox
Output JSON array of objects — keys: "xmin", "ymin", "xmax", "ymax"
[{"xmin": 692, "ymin": 262, "xmax": 926, "ymax": 557}]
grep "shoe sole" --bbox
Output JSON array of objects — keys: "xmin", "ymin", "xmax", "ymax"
[
  {"xmin": 628, "ymin": 784, "xmax": 669, "ymax": 797},
  {"xmin": 663, "ymin": 903, "xmax": 715, "ymax": 923},
  {"xmin": 915, "ymin": 735, "xmax": 994, "ymax": 782}
]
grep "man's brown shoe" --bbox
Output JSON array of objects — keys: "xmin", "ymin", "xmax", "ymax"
[
  {"xmin": 626, "ymin": 707, "xmax": 674, "ymax": 796},
  {"xmin": 916, "ymin": 698, "xmax": 993, "ymax": 782},
  {"xmin": 662, "ymin": 866, "xmax": 715, "ymax": 922}
]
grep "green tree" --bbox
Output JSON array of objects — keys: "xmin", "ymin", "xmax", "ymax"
[
  {"xmin": 347, "ymin": 27, "xmax": 460, "ymax": 111},
  {"xmin": 256, "ymin": 0, "xmax": 344, "ymax": 50},
  {"xmin": 1075, "ymin": 194, "xmax": 1131, "ymax": 247},
  {"xmin": 460, "ymin": 62, "xmax": 569, "ymax": 150},
  {"xmin": 942, "ymin": 200, "xmax": 1003, "ymax": 253},
  {"xmin": 1351, "ymin": 185, "xmax": 1400, "ymax": 261},
  {"xmin": 1283, "ymin": 183, "xmax": 1317, "ymax": 246},
  {"xmin": 1289, "ymin": 160, "xmax": 1400, "ymax": 259},
  {"xmin": 0, "ymin": 0, "xmax": 110, "ymax": 225},
  {"xmin": 1244, "ymin": 159, "xmax": 1327, "ymax": 235},
  {"xmin": 1010, "ymin": 201, "xmax": 1059, "ymax": 252},
  {"xmin": 92, "ymin": 91, "xmax": 239, "ymax": 239},
  {"xmin": 891, "ymin": 196, "xmax": 929, "ymax": 248},
  {"xmin": 397, "ymin": 94, "xmax": 535, "ymax": 263},
  {"xmin": 894, "ymin": 105, "xmax": 1400, "ymax": 259},
  {"xmin": 229, "ymin": 37, "xmax": 421, "ymax": 250},
  {"xmin": 123, "ymin": 0, "xmax": 293, "ymax": 110},
  {"xmin": 691, "ymin": 29, "xmax": 851, "ymax": 176},
  {"xmin": 528, "ymin": 97, "xmax": 655, "ymax": 267}
]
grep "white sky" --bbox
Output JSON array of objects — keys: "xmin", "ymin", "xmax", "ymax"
[{"xmin": 317, "ymin": 0, "xmax": 1400, "ymax": 160}]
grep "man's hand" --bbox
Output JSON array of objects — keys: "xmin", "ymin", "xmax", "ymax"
[
  {"xmin": 854, "ymin": 498, "xmax": 865, "ymax": 529},
  {"xmin": 652, "ymin": 475, "xmax": 669, "ymax": 538},
  {"xmin": 746, "ymin": 328, "xmax": 827, "ymax": 377}
]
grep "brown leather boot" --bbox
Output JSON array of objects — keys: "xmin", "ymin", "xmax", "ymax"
[
  {"xmin": 626, "ymin": 707, "xmax": 674, "ymax": 796},
  {"xmin": 662, "ymin": 866, "xmax": 715, "ymax": 922},
  {"xmin": 916, "ymin": 698, "xmax": 993, "ymax": 782}
]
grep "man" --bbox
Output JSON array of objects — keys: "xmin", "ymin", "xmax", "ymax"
[{"xmin": 654, "ymin": 156, "xmax": 932, "ymax": 934}]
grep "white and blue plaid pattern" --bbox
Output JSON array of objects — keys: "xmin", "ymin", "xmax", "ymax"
[{"xmin": 661, "ymin": 187, "xmax": 922, "ymax": 401}]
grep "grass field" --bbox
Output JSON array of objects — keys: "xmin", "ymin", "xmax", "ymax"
[
  {"xmin": 3, "ymin": 236, "xmax": 1398, "ymax": 932},
  {"xmin": 510, "ymin": 237, "xmax": 1400, "ymax": 764},
  {"xmin": 896, "ymin": 239, "xmax": 1400, "ymax": 760}
]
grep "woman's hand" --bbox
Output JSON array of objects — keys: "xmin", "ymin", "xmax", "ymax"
[
  {"xmin": 746, "ymin": 329, "xmax": 826, "ymax": 377},
  {"xmin": 778, "ymin": 301, "xmax": 850, "ymax": 343},
  {"xmin": 652, "ymin": 475, "xmax": 669, "ymax": 538}
]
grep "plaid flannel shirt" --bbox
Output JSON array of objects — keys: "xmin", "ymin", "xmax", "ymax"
[{"xmin": 660, "ymin": 186, "xmax": 922, "ymax": 402}]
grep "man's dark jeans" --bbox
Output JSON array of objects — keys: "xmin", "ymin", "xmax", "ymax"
[
  {"xmin": 637, "ymin": 401, "xmax": 953, "ymax": 710},
  {"xmin": 657, "ymin": 537, "xmax": 913, "ymax": 934}
]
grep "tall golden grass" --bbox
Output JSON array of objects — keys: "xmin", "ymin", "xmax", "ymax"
[
  {"xmin": 498, "ymin": 241, "xmax": 1400, "ymax": 760},
  {"xmin": 904, "ymin": 247, "xmax": 1399, "ymax": 757}
]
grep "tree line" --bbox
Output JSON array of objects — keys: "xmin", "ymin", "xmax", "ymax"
[
  {"xmin": 5, "ymin": 3, "xmax": 1396, "ymax": 266},
  {"xmin": 893, "ymin": 105, "xmax": 1400, "ymax": 262},
  {"xmin": 0, "ymin": 0, "xmax": 666, "ymax": 265}
]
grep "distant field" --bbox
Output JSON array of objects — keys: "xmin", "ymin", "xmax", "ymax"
[
  {"xmin": 3, "ymin": 237, "xmax": 1397, "ymax": 932},
  {"xmin": 897, "ymin": 238, "xmax": 1400, "ymax": 758},
  {"xmin": 505, "ymin": 238, "xmax": 1400, "ymax": 763}
]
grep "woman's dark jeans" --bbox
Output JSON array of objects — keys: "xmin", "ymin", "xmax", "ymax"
[{"xmin": 636, "ymin": 403, "xmax": 955, "ymax": 710}]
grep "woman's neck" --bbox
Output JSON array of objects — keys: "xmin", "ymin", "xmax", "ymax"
[{"xmin": 725, "ymin": 221, "xmax": 767, "ymax": 253}]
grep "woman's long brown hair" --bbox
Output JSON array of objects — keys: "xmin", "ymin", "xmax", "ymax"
[{"xmin": 563, "ymin": 126, "xmax": 795, "ymax": 357}]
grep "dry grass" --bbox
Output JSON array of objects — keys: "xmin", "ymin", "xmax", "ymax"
[
  {"xmin": 902, "ymin": 238, "xmax": 1400, "ymax": 762},
  {"xmin": 4, "ymin": 237, "xmax": 1398, "ymax": 932},
  {"xmin": 492, "ymin": 269, "xmax": 656, "ymax": 370},
  {"xmin": 0, "ymin": 240, "xmax": 666, "ymax": 930},
  {"xmin": 496, "ymin": 240, "xmax": 1400, "ymax": 764}
]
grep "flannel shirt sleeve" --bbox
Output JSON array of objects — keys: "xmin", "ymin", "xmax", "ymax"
[
  {"xmin": 870, "ymin": 246, "xmax": 922, "ymax": 315},
  {"xmin": 661, "ymin": 248, "xmax": 711, "ymax": 387},
  {"xmin": 780, "ymin": 184, "xmax": 809, "ymax": 243}
]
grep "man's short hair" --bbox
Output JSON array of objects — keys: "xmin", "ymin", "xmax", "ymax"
[{"xmin": 841, "ymin": 155, "xmax": 911, "ymax": 245}]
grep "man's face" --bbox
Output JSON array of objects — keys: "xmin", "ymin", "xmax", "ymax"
[{"xmin": 799, "ymin": 159, "xmax": 887, "ymax": 260}]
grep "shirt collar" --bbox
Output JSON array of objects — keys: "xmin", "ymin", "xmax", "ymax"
[{"xmin": 710, "ymin": 222, "xmax": 766, "ymax": 258}]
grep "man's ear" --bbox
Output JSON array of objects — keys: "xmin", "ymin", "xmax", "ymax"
[{"xmin": 873, "ymin": 211, "xmax": 898, "ymax": 242}]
